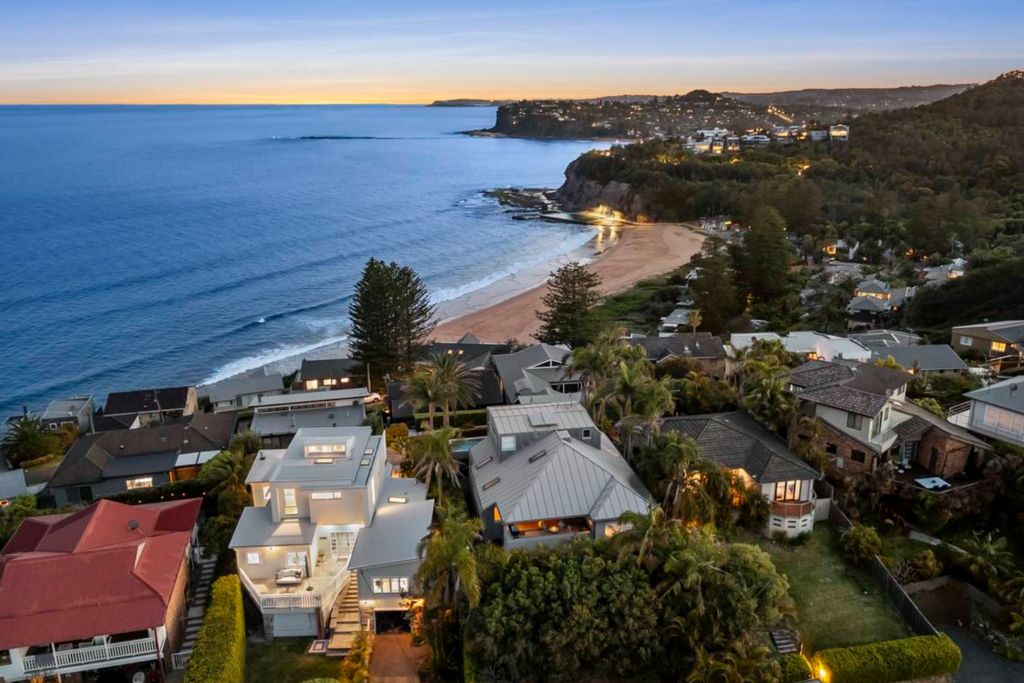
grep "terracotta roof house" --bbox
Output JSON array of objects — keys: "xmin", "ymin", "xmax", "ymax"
[
  {"xmin": 0, "ymin": 498, "xmax": 200, "ymax": 682},
  {"xmin": 468, "ymin": 403, "xmax": 650, "ymax": 549},
  {"xmin": 791, "ymin": 360, "xmax": 990, "ymax": 487},
  {"xmin": 626, "ymin": 333, "xmax": 729, "ymax": 378},
  {"xmin": 662, "ymin": 412, "xmax": 822, "ymax": 537},
  {"xmin": 47, "ymin": 412, "xmax": 237, "ymax": 505},
  {"xmin": 99, "ymin": 386, "xmax": 197, "ymax": 430}
]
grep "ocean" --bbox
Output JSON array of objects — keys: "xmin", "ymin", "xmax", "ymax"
[{"xmin": 0, "ymin": 105, "xmax": 605, "ymax": 416}]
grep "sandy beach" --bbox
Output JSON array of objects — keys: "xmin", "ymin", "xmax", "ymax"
[{"xmin": 432, "ymin": 221, "xmax": 704, "ymax": 343}]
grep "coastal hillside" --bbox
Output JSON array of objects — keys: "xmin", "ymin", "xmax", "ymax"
[
  {"xmin": 478, "ymin": 90, "xmax": 788, "ymax": 139},
  {"xmin": 555, "ymin": 71, "xmax": 1024, "ymax": 257},
  {"xmin": 724, "ymin": 83, "xmax": 973, "ymax": 111}
]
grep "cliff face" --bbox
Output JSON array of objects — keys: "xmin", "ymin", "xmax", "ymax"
[{"xmin": 554, "ymin": 157, "xmax": 650, "ymax": 218}]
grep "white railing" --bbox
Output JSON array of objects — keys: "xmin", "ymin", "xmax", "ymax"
[
  {"xmin": 947, "ymin": 401, "xmax": 971, "ymax": 428},
  {"xmin": 171, "ymin": 649, "xmax": 193, "ymax": 670},
  {"xmin": 239, "ymin": 564, "xmax": 352, "ymax": 611},
  {"xmin": 23, "ymin": 637, "xmax": 157, "ymax": 673},
  {"xmin": 260, "ymin": 592, "xmax": 322, "ymax": 609}
]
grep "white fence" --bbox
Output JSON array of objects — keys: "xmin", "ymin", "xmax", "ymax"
[
  {"xmin": 23, "ymin": 637, "xmax": 157, "ymax": 673},
  {"xmin": 171, "ymin": 648, "xmax": 193, "ymax": 670}
]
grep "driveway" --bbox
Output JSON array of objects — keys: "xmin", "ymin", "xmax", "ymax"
[
  {"xmin": 371, "ymin": 633, "xmax": 427, "ymax": 683},
  {"xmin": 946, "ymin": 626, "xmax": 1024, "ymax": 682}
]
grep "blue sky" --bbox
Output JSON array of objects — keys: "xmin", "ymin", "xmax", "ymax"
[{"xmin": 1, "ymin": 0, "xmax": 1021, "ymax": 103}]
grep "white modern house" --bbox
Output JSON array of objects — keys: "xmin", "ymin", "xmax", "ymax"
[
  {"xmin": 730, "ymin": 331, "xmax": 871, "ymax": 363},
  {"xmin": 229, "ymin": 427, "xmax": 432, "ymax": 648}
]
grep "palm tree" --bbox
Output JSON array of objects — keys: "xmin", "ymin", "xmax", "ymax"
[
  {"xmin": 742, "ymin": 376, "xmax": 796, "ymax": 434},
  {"xmin": 606, "ymin": 360, "xmax": 674, "ymax": 456},
  {"xmin": 403, "ymin": 368, "xmax": 442, "ymax": 430},
  {"xmin": 408, "ymin": 427, "xmax": 460, "ymax": 503},
  {"xmin": 611, "ymin": 506, "xmax": 681, "ymax": 572},
  {"xmin": 415, "ymin": 503, "xmax": 484, "ymax": 609},
  {"xmin": 959, "ymin": 532, "xmax": 1015, "ymax": 587},
  {"xmin": 428, "ymin": 353, "xmax": 481, "ymax": 428},
  {"xmin": 687, "ymin": 309, "xmax": 703, "ymax": 334},
  {"xmin": 662, "ymin": 439, "xmax": 732, "ymax": 527},
  {"xmin": 198, "ymin": 449, "xmax": 249, "ymax": 494},
  {"xmin": 1, "ymin": 417, "xmax": 58, "ymax": 467}
]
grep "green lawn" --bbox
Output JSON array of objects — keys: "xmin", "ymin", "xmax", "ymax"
[
  {"xmin": 246, "ymin": 639, "xmax": 341, "ymax": 683},
  {"xmin": 748, "ymin": 526, "xmax": 910, "ymax": 652}
]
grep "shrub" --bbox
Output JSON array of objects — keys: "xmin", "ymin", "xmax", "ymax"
[
  {"xmin": 779, "ymin": 653, "xmax": 812, "ymax": 683},
  {"xmin": 812, "ymin": 634, "xmax": 962, "ymax": 683},
  {"xmin": 184, "ymin": 575, "xmax": 245, "ymax": 683},
  {"xmin": 104, "ymin": 479, "xmax": 209, "ymax": 505},
  {"xmin": 841, "ymin": 524, "xmax": 882, "ymax": 566},
  {"xmin": 17, "ymin": 453, "xmax": 60, "ymax": 469},
  {"xmin": 910, "ymin": 549, "xmax": 943, "ymax": 580},
  {"xmin": 339, "ymin": 630, "xmax": 372, "ymax": 682}
]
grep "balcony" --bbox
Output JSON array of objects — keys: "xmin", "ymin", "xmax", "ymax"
[
  {"xmin": 239, "ymin": 556, "xmax": 352, "ymax": 611},
  {"xmin": 22, "ymin": 636, "xmax": 158, "ymax": 675},
  {"xmin": 770, "ymin": 500, "xmax": 815, "ymax": 517},
  {"xmin": 947, "ymin": 401, "xmax": 971, "ymax": 429}
]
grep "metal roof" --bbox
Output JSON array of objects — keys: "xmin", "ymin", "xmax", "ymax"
[
  {"xmin": 228, "ymin": 506, "xmax": 317, "ymax": 548},
  {"xmin": 348, "ymin": 499, "xmax": 434, "ymax": 570},
  {"xmin": 870, "ymin": 345, "xmax": 968, "ymax": 372},
  {"xmin": 245, "ymin": 427, "xmax": 381, "ymax": 486},
  {"xmin": 252, "ymin": 387, "xmax": 369, "ymax": 409},
  {"xmin": 469, "ymin": 427, "xmax": 650, "ymax": 525},
  {"xmin": 966, "ymin": 376, "xmax": 1024, "ymax": 413},
  {"xmin": 200, "ymin": 373, "xmax": 283, "ymax": 403},
  {"xmin": 250, "ymin": 404, "xmax": 365, "ymax": 435},
  {"xmin": 487, "ymin": 402, "xmax": 594, "ymax": 436}
]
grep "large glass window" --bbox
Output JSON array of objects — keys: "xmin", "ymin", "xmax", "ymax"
[
  {"xmin": 283, "ymin": 488, "xmax": 298, "ymax": 516},
  {"xmin": 126, "ymin": 477, "xmax": 153, "ymax": 491},
  {"xmin": 846, "ymin": 413, "xmax": 864, "ymax": 430},
  {"xmin": 774, "ymin": 481, "xmax": 801, "ymax": 501},
  {"xmin": 373, "ymin": 577, "xmax": 409, "ymax": 594},
  {"xmin": 500, "ymin": 435, "xmax": 517, "ymax": 453},
  {"xmin": 982, "ymin": 405, "xmax": 1024, "ymax": 435},
  {"xmin": 959, "ymin": 336, "xmax": 973, "ymax": 346},
  {"xmin": 991, "ymin": 341, "xmax": 1007, "ymax": 353}
]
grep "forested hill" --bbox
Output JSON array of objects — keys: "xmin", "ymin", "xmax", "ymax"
[
  {"xmin": 554, "ymin": 70, "xmax": 1024, "ymax": 261},
  {"xmin": 724, "ymin": 83, "xmax": 973, "ymax": 111}
]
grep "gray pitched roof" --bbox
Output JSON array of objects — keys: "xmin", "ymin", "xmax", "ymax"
[
  {"xmin": 789, "ymin": 360, "xmax": 855, "ymax": 389},
  {"xmin": 348, "ymin": 499, "xmax": 434, "ymax": 570},
  {"xmin": 661, "ymin": 412, "xmax": 820, "ymax": 484},
  {"xmin": 953, "ymin": 320, "xmax": 1024, "ymax": 343},
  {"xmin": 104, "ymin": 386, "xmax": 192, "ymax": 416},
  {"xmin": 469, "ymin": 413, "xmax": 650, "ymax": 524},
  {"xmin": 492, "ymin": 344, "xmax": 578, "ymax": 403},
  {"xmin": 299, "ymin": 357, "xmax": 360, "ymax": 379},
  {"xmin": 893, "ymin": 401, "xmax": 990, "ymax": 449},
  {"xmin": 486, "ymin": 403, "xmax": 594, "ymax": 436},
  {"xmin": 200, "ymin": 372, "xmax": 283, "ymax": 403},
  {"xmin": 790, "ymin": 359, "xmax": 912, "ymax": 396},
  {"xmin": 870, "ymin": 345, "xmax": 968, "ymax": 372},
  {"xmin": 966, "ymin": 377, "xmax": 1024, "ymax": 413},
  {"xmin": 626, "ymin": 333, "xmax": 727, "ymax": 362},
  {"xmin": 0, "ymin": 470, "xmax": 27, "ymax": 501},
  {"xmin": 799, "ymin": 384, "xmax": 890, "ymax": 417}
]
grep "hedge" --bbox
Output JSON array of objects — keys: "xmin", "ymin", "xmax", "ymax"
[
  {"xmin": 812, "ymin": 634, "xmax": 961, "ymax": 683},
  {"xmin": 779, "ymin": 653, "xmax": 811, "ymax": 683},
  {"xmin": 184, "ymin": 575, "xmax": 246, "ymax": 683},
  {"xmin": 104, "ymin": 478, "xmax": 210, "ymax": 506}
]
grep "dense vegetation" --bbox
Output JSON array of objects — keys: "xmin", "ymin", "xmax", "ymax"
[
  {"xmin": 184, "ymin": 575, "xmax": 246, "ymax": 683},
  {"xmin": 564, "ymin": 72, "xmax": 1024, "ymax": 263}
]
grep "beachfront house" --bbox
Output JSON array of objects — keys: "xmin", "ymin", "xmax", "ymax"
[
  {"xmin": 37, "ymin": 396, "xmax": 94, "ymax": 433},
  {"xmin": 661, "ymin": 411, "xmax": 823, "ymax": 537},
  {"xmin": 948, "ymin": 377, "xmax": 1024, "ymax": 449},
  {"xmin": 491, "ymin": 344, "xmax": 582, "ymax": 405},
  {"xmin": 294, "ymin": 358, "xmax": 364, "ymax": 391},
  {"xmin": 229, "ymin": 427, "xmax": 433, "ymax": 647},
  {"xmin": 249, "ymin": 388, "xmax": 368, "ymax": 449},
  {"xmin": 46, "ymin": 412, "xmax": 237, "ymax": 505},
  {"xmin": 468, "ymin": 403, "xmax": 650, "ymax": 549},
  {"xmin": 0, "ymin": 498, "xmax": 200, "ymax": 682},
  {"xmin": 199, "ymin": 371, "xmax": 285, "ymax": 412},
  {"xmin": 99, "ymin": 386, "xmax": 197, "ymax": 429}
]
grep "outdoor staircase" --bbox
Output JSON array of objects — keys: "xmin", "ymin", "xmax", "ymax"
[
  {"xmin": 770, "ymin": 629, "xmax": 800, "ymax": 655},
  {"xmin": 326, "ymin": 571, "xmax": 361, "ymax": 655},
  {"xmin": 180, "ymin": 554, "xmax": 218, "ymax": 655}
]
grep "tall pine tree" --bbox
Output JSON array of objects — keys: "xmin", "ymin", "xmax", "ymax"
[
  {"xmin": 741, "ymin": 206, "xmax": 792, "ymax": 305},
  {"xmin": 536, "ymin": 262, "xmax": 603, "ymax": 347},
  {"xmin": 348, "ymin": 258, "xmax": 436, "ymax": 377}
]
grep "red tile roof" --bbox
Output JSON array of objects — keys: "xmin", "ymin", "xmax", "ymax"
[{"xmin": 0, "ymin": 498, "xmax": 201, "ymax": 650}]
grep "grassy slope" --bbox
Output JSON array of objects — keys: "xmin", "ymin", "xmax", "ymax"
[{"xmin": 749, "ymin": 526, "xmax": 910, "ymax": 651}]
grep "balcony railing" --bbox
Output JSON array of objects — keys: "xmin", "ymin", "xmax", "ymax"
[
  {"xmin": 947, "ymin": 401, "xmax": 971, "ymax": 428},
  {"xmin": 239, "ymin": 564, "xmax": 351, "ymax": 611},
  {"xmin": 23, "ymin": 637, "xmax": 157, "ymax": 674},
  {"xmin": 770, "ymin": 500, "xmax": 815, "ymax": 517}
]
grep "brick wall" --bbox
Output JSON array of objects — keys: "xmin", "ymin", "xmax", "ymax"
[
  {"xmin": 817, "ymin": 422, "xmax": 879, "ymax": 476},
  {"xmin": 916, "ymin": 428, "xmax": 978, "ymax": 479},
  {"xmin": 163, "ymin": 552, "xmax": 191, "ymax": 652}
]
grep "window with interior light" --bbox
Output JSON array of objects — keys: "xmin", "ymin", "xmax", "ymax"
[
  {"xmin": 246, "ymin": 552, "xmax": 260, "ymax": 565},
  {"xmin": 373, "ymin": 577, "xmax": 409, "ymax": 594},
  {"xmin": 283, "ymin": 488, "xmax": 298, "ymax": 515},
  {"xmin": 126, "ymin": 477, "xmax": 153, "ymax": 491}
]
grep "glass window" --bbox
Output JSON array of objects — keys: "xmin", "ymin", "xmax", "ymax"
[
  {"xmin": 959, "ymin": 336, "xmax": 973, "ymax": 346},
  {"xmin": 310, "ymin": 491, "xmax": 341, "ymax": 500},
  {"xmin": 991, "ymin": 341, "xmax": 1007, "ymax": 353},
  {"xmin": 846, "ymin": 413, "xmax": 864, "ymax": 430},
  {"xmin": 500, "ymin": 435, "xmax": 517, "ymax": 452},
  {"xmin": 582, "ymin": 429, "xmax": 592, "ymax": 439},
  {"xmin": 774, "ymin": 481, "xmax": 801, "ymax": 501},
  {"xmin": 126, "ymin": 477, "xmax": 153, "ymax": 491},
  {"xmin": 0, "ymin": 649, "xmax": 10, "ymax": 666},
  {"xmin": 304, "ymin": 379, "xmax": 319, "ymax": 390},
  {"xmin": 246, "ymin": 552, "xmax": 260, "ymax": 565},
  {"xmin": 373, "ymin": 577, "xmax": 409, "ymax": 594},
  {"xmin": 283, "ymin": 488, "xmax": 298, "ymax": 515},
  {"xmin": 851, "ymin": 450, "xmax": 867, "ymax": 463},
  {"xmin": 825, "ymin": 443, "xmax": 838, "ymax": 455}
]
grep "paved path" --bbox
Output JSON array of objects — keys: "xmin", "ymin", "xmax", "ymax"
[
  {"xmin": 371, "ymin": 634, "xmax": 426, "ymax": 683},
  {"xmin": 946, "ymin": 626, "xmax": 1024, "ymax": 682}
]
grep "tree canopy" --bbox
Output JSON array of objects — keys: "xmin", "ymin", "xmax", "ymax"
[{"xmin": 536, "ymin": 262, "xmax": 603, "ymax": 347}]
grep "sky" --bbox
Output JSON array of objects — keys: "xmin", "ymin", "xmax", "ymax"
[{"xmin": 1, "ymin": 0, "xmax": 1022, "ymax": 104}]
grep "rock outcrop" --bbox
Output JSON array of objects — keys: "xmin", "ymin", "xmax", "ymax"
[{"xmin": 554, "ymin": 157, "xmax": 649, "ymax": 219}]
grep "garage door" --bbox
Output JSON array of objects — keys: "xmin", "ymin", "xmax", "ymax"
[
  {"xmin": 374, "ymin": 610, "xmax": 411, "ymax": 633},
  {"xmin": 273, "ymin": 612, "xmax": 317, "ymax": 637}
]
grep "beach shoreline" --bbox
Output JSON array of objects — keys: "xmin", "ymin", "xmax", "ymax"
[{"xmin": 216, "ymin": 216, "xmax": 704, "ymax": 385}]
